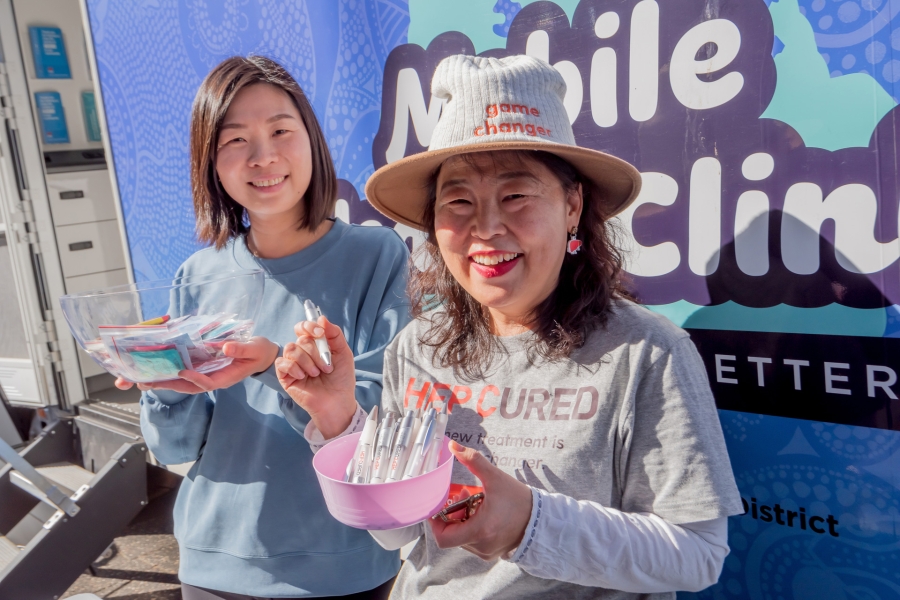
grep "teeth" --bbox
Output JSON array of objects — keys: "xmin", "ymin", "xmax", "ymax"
[
  {"xmin": 252, "ymin": 176, "xmax": 285, "ymax": 188},
  {"xmin": 471, "ymin": 253, "xmax": 519, "ymax": 266}
]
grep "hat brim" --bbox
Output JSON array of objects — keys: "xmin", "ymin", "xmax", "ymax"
[{"xmin": 365, "ymin": 141, "xmax": 642, "ymax": 231}]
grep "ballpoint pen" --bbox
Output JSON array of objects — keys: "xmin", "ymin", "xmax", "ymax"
[
  {"xmin": 385, "ymin": 409, "xmax": 416, "ymax": 482},
  {"xmin": 403, "ymin": 408, "xmax": 436, "ymax": 480},
  {"xmin": 411, "ymin": 405, "xmax": 423, "ymax": 443},
  {"xmin": 303, "ymin": 299, "xmax": 332, "ymax": 368},
  {"xmin": 368, "ymin": 411, "xmax": 398, "ymax": 484},
  {"xmin": 348, "ymin": 406, "xmax": 378, "ymax": 483},
  {"xmin": 423, "ymin": 402, "xmax": 449, "ymax": 474}
]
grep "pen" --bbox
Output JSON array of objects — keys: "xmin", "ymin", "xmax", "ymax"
[
  {"xmin": 423, "ymin": 402, "xmax": 449, "ymax": 474},
  {"xmin": 369, "ymin": 411, "xmax": 398, "ymax": 484},
  {"xmin": 385, "ymin": 409, "xmax": 416, "ymax": 482},
  {"xmin": 366, "ymin": 418, "xmax": 386, "ymax": 484},
  {"xmin": 387, "ymin": 420, "xmax": 400, "ymax": 451},
  {"xmin": 403, "ymin": 408, "xmax": 436, "ymax": 480},
  {"xmin": 303, "ymin": 299, "xmax": 332, "ymax": 368},
  {"xmin": 348, "ymin": 406, "xmax": 378, "ymax": 483},
  {"xmin": 411, "ymin": 405, "xmax": 423, "ymax": 443}
]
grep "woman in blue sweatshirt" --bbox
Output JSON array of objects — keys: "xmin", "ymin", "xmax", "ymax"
[{"xmin": 116, "ymin": 56, "xmax": 408, "ymax": 598}]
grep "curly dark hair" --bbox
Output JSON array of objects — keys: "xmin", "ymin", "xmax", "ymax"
[{"xmin": 408, "ymin": 150, "xmax": 633, "ymax": 380}]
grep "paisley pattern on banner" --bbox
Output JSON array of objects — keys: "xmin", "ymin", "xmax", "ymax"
[
  {"xmin": 685, "ymin": 410, "xmax": 900, "ymax": 600},
  {"xmin": 803, "ymin": 0, "xmax": 900, "ymax": 101},
  {"xmin": 84, "ymin": 0, "xmax": 409, "ymax": 282}
]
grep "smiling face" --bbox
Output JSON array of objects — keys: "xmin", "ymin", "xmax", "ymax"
[
  {"xmin": 214, "ymin": 83, "xmax": 313, "ymax": 223},
  {"xmin": 433, "ymin": 151, "xmax": 583, "ymax": 331}
]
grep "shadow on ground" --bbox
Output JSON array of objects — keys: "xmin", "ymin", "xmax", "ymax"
[{"xmin": 62, "ymin": 487, "xmax": 181, "ymax": 599}]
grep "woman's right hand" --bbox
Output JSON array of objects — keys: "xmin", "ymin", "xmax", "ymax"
[
  {"xmin": 114, "ymin": 378, "xmax": 147, "ymax": 392},
  {"xmin": 275, "ymin": 316, "xmax": 359, "ymax": 439}
]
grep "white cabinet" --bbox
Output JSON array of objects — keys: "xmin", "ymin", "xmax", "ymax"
[
  {"xmin": 46, "ymin": 170, "xmax": 118, "ymax": 226},
  {"xmin": 64, "ymin": 268, "xmax": 129, "ymax": 295},
  {"xmin": 55, "ymin": 219, "xmax": 126, "ymax": 278}
]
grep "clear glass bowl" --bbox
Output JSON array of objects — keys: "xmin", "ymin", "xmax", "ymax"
[{"xmin": 60, "ymin": 269, "xmax": 265, "ymax": 383}]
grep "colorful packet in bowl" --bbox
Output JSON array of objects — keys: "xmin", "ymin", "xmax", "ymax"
[{"xmin": 129, "ymin": 347, "xmax": 186, "ymax": 380}]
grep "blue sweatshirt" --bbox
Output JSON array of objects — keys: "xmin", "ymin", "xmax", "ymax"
[{"xmin": 140, "ymin": 219, "xmax": 409, "ymax": 597}]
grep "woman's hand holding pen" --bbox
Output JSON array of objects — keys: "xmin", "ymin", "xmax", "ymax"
[
  {"xmin": 114, "ymin": 337, "xmax": 280, "ymax": 394},
  {"xmin": 275, "ymin": 316, "xmax": 358, "ymax": 439},
  {"xmin": 429, "ymin": 441, "xmax": 533, "ymax": 562}
]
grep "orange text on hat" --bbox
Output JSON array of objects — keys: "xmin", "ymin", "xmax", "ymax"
[
  {"xmin": 486, "ymin": 103, "xmax": 541, "ymax": 118},
  {"xmin": 474, "ymin": 121, "xmax": 552, "ymax": 138}
]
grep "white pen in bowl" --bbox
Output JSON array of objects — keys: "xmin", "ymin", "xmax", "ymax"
[
  {"xmin": 403, "ymin": 407, "xmax": 437, "ymax": 480},
  {"xmin": 385, "ymin": 409, "xmax": 416, "ymax": 483},
  {"xmin": 303, "ymin": 299, "xmax": 332, "ymax": 368},
  {"xmin": 369, "ymin": 411, "xmax": 398, "ymax": 484},
  {"xmin": 411, "ymin": 405, "xmax": 424, "ymax": 442},
  {"xmin": 348, "ymin": 406, "xmax": 378, "ymax": 483},
  {"xmin": 423, "ymin": 402, "xmax": 449, "ymax": 474}
]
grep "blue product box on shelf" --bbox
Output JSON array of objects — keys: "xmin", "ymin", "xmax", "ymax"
[
  {"xmin": 35, "ymin": 91, "xmax": 70, "ymax": 144},
  {"xmin": 82, "ymin": 91, "xmax": 101, "ymax": 142},
  {"xmin": 29, "ymin": 27, "xmax": 71, "ymax": 79}
]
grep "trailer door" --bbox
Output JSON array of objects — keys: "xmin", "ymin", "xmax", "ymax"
[{"xmin": 0, "ymin": 4, "xmax": 81, "ymax": 409}]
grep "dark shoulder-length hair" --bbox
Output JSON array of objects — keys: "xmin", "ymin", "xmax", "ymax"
[
  {"xmin": 190, "ymin": 55, "xmax": 337, "ymax": 249},
  {"xmin": 409, "ymin": 150, "xmax": 633, "ymax": 380}
]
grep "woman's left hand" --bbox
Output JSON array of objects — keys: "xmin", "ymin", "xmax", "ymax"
[{"xmin": 429, "ymin": 441, "xmax": 533, "ymax": 561}]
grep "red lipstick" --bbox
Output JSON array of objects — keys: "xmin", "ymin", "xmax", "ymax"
[{"xmin": 469, "ymin": 254, "xmax": 521, "ymax": 278}]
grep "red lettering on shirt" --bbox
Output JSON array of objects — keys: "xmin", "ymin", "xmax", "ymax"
[
  {"xmin": 430, "ymin": 382, "xmax": 452, "ymax": 410},
  {"xmin": 408, "ymin": 380, "xmax": 600, "ymax": 422},
  {"xmin": 449, "ymin": 385, "xmax": 473, "ymax": 413},
  {"xmin": 404, "ymin": 378, "xmax": 431, "ymax": 409},
  {"xmin": 476, "ymin": 385, "xmax": 500, "ymax": 417}
]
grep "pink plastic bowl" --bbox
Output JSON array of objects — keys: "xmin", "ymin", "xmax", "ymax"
[{"xmin": 313, "ymin": 431, "xmax": 454, "ymax": 530}]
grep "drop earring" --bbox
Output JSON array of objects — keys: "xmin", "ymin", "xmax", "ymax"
[{"xmin": 567, "ymin": 226, "xmax": 582, "ymax": 255}]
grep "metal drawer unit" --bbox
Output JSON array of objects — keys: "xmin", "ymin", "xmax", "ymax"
[
  {"xmin": 45, "ymin": 170, "xmax": 118, "ymax": 227},
  {"xmin": 54, "ymin": 220, "xmax": 126, "ymax": 278}
]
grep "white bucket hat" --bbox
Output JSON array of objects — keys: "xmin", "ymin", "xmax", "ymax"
[{"xmin": 366, "ymin": 54, "xmax": 642, "ymax": 231}]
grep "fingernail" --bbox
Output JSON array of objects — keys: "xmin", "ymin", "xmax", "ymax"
[
  {"xmin": 323, "ymin": 364, "xmax": 333, "ymax": 374},
  {"xmin": 313, "ymin": 327, "xmax": 324, "ymax": 337},
  {"xmin": 309, "ymin": 368, "xmax": 320, "ymax": 377}
]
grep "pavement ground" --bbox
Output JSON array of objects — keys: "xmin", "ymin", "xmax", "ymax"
[{"xmin": 62, "ymin": 487, "xmax": 181, "ymax": 600}]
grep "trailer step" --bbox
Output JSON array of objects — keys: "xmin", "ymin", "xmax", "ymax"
[
  {"xmin": 0, "ymin": 420, "xmax": 147, "ymax": 599},
  {"xmin": 35, "ymin": 463, "xmax": 94, "ymax": 494},
  {"xmin": 0, "ymin": 536, "xmax": 19, "ymax": 572},
  {"xmin": 77, "ymin": 401, "xmax": 141, "ymax": 438}
]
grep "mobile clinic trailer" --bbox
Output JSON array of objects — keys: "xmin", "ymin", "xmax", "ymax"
[
  {"xmin": 0, "ymin": 0, "xmax": 149, "ymax": 595},
  {"xmin": 1, "ymin": 0, "xmax": 900, "ymax": 598}
]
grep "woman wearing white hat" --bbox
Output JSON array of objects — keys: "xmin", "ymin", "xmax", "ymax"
[{"xmin": 279, "ymin": 53, "xmax": 743, "ymax": 599}]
